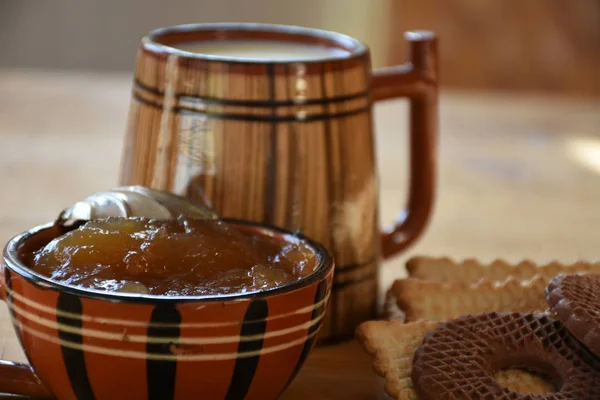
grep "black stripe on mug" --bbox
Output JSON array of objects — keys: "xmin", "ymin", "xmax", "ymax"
[
  {"xmin": 132, "ymin": 92, "xmax": 369, "ymax": 122},
  {"xmin": 264, "ymin": 62, "xmax": 278, "ymax": 224},
  {"xmin": 133, "ymin": 78, "xmax": 369, "ymax": 108}
]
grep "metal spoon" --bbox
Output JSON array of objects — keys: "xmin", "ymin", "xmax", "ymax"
[{"xmin": 56, "ymin": 185, "xmax": 219, "ymax": 226}]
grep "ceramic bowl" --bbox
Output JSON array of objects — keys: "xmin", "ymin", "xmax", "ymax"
[{"xmin": 0, "ymin": 219, "xmax": 333, "ymax": 400}]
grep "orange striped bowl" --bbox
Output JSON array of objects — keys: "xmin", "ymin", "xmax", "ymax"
[{"xmin": 1, "ymin": 220, "xmax": 333, "ymax": 400}]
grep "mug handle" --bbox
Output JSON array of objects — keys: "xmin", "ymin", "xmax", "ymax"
[
  {"xmin": 0, "ymin": 290, "xmax": 54, "ymax": 398},
  {"xmin": 373, "ymin": 31, "xmax": 438, "ymax": 259}
]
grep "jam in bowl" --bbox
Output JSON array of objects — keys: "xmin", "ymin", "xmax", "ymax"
[
  {"xmin": 29, "ymin": 217, "xmax": 318, "ymax": 297},
  {"xmin": 1, "ymin": 218, "xmax": 334, "ymax": 400}
]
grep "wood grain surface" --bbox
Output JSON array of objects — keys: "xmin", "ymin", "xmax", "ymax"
[{"xmin": 0, "ymin": 69, "xmax": 599, "ymax": 398}]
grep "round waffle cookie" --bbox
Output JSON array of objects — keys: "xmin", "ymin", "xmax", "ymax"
[
  {"xmin": 411, "ymin": 312, "xmax": 600, "ymax": 400},
  {"xmin": 546, "ymin": 273, "xmax": 600, "ymax": 357}
]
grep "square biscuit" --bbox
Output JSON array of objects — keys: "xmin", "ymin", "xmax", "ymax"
[
  {"xmin": 391, "ymin": 276, "xmax": 548, "ymax": 322},
  {"xmin": 406, "ymin": 257, "xmax": 600, "ymax": 284}
]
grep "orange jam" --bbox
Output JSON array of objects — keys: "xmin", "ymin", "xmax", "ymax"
[{"xmin": 31, "ymin": 217, "xmax": 316, "ymax": 296}]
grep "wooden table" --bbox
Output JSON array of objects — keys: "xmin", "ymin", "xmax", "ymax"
[{"xmin": 0, "ymin": 69, "xmax": 599, "ymax": 399}]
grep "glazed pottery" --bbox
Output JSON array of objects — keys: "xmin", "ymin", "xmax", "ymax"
[
  {"xmin": 1, "ymin": 220, "xmax": 333, "ymax": 399},
  {"xmin": 119, "ymin": 23, "xmax": 438, "ymax": 340}
]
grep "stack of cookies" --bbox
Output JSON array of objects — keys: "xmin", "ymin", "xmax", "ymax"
[{"xmin": 357, "ymin": 257, "xmax": 600, "ymax": 399}]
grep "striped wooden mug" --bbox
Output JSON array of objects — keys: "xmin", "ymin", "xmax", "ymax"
[
  {"xmin": 119, "ymin": 23, "xmax": 438, "ymax": 341},
  {"xmin": 0, "ymin": 220, "xmax": 333, "ymax": 399}
]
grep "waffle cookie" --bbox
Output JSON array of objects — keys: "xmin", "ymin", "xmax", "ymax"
[
  {"xmin": 405, "ymin": 257, "xmax": 600, "ymax": 284},
  {"xmin": 546, "ymin": 274, "xmax": 600, "ymax": 357},
  {"xmin": 356, "ymin": 318, "xmax": 556, "ymax": 400},
  {"xmin": 392, "ymin": 276, "xmax": 549, "ymax": 322},
  {"xmin": 412, "ymin": 312, "xmax": 600, "ymax": 399}
]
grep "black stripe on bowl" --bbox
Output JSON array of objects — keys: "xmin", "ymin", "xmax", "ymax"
[
  {"xmin": 147, "ymin": 304, "xmax": 181, "ymax": 400},
  {"xmin": 224, "ymin": 298, "xmax": 268, "ymax": 400},
  {"xmin": 283, "ymin": 279, "xmax": 328, "ymax": 392},
  {"xmin": 57, "ymin": 293, "xmax": 97, "ymax": 400}
]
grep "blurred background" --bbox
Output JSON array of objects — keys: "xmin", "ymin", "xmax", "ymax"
[
  {"xmin": 0, "ymin": 0, "xmax": 599, "ymax": 371},
  {"xmin": 0, "ymin": 0, "xmax": 599, "ymax": 248},
  {"xmin": 1, "ymin": 0, "xmax": 599, "ymax": 96}
]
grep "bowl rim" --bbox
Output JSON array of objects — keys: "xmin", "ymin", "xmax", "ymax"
[
  {"xmin": 2, "ymin": 218, "xmax": 333, "ymax": 304},
  {"xmin": 141, "ymin": 22, "xmax": 368, "ymax": 64}
]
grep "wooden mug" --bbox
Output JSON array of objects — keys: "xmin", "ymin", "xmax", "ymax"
[{"xmin": 119, "ymin": 23, "xmax": 438, "ymax": 341}]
